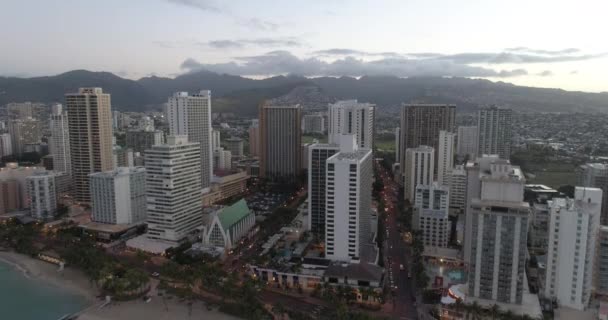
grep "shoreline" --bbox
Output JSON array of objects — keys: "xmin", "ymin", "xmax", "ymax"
[{"xmin": 0, "ymin": 251, "xmax": 99, "ymax": 303}]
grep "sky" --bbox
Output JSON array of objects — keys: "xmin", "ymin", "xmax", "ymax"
[{"xmin": 1, "ymin": 0, "xmax": 607, "ymax": 92}]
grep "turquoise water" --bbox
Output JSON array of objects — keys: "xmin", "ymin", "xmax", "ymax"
[
  {"xmin": 448, "ymin": 270, "xmax": 464, "ymax": 281},
  {"xmin": 0, "ymin": 261, "xmax": 88, "ymax": 320}
]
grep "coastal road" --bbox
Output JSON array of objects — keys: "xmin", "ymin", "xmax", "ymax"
[{"xmin": 376, "ymin": 162, "xmax": 418, "ymax": 320}]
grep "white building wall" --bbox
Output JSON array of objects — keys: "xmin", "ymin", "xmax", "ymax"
[
  {"xmin": 0, "ymin": 133, "xmax": 12, "ymax": 158},
  {"xmin": 545, "ymin": 187, "xmax": 602, "ymax": 310},
  {"xmin": 457, "ymin": 126, "xmax": 478, "ymax": 158},
  {"xmin": 438, "ymin": 131, "xmax": 455, "ymax": 186},
  {"xmin": 26, "ymin": 172, "xmax": 58, "ymax": 219},
  {"xmin": 328, "ymin": 100, "xmax": 375, "ymax": 149},
  {"xmin": 49, "ymin": 104, "xmax": 71, "ymax": 176},
  {"xmin": 404, "ymin": 146, "xmax": 435, "ymax": 203}
]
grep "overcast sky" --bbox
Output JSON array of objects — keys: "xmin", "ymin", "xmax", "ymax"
[{"xmin": 1, "ymin": 0, "xmax": 607, "ymax": 92}]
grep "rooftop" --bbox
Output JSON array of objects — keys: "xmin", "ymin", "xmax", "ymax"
[
  {"xmin": 218, "ymin": 199, "xmax": 252, "ymax": 230},
  {"xmin": 325, "ymin": 262, "xmax": 383, "ymax": 283}
]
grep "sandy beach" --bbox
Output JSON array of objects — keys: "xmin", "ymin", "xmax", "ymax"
[{"xmin": 0, "ymin": 251, "xmax": 241, "ymax": 320}]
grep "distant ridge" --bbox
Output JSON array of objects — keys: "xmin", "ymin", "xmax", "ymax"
[{"xmin": 1, "ymin": 70, "xmax": 607, "ymax": 115}]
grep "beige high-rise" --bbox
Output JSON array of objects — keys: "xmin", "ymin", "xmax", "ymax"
[
  {"xmin": 66, "ymin": 88, "xmax": 113, "ymax": 203},
  {"xmin": 259, "ymin": 104, "xmax": 302, "ymax": 181}
]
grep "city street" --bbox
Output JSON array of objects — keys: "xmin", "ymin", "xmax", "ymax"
[{"xmin": 377, "ymin": 162, "xmax": 419, "ymax": 320}]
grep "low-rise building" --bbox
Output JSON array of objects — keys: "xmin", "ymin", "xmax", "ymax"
[{"xmin": 204, "ymin": 199, "xmax": 255, "ymax": 250}]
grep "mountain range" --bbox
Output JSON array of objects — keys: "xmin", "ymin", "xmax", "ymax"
[{"xmin": 1, "ymin": 70, "xmax": 607, "ymax": 115}]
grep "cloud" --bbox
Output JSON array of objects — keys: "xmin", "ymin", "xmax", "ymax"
[
  {"xmin": 165, "ymin": 0, "xmax": 221, "ymax": 12},
  {"xmin": 505, "ymin": 47, "xmax": 580, "ymax": 55},
  {"xmin": 570, "ymin": 70, "xmax": 579, "ymax": 75},
  {"xmin": 238, "ymin": 18, "xmax": 279, "ymax": 31},
  {"xmin": 537, "ymin": 70, "xmax": 554, "ymax": 77},
  {"xmin": 436, "ymin": 51, "xmax": 606, "ymax": 64},
  {"xmin": 205, "ymin": 38, "xmax": 302, "ymax": 49},
  {"xmin": 180, "ymin": 51, "xmax": 528, "ymax": 78}
]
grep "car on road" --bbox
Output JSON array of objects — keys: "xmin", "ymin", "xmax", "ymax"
[{"xmin": 399, "ymin": 264, "xmax": 404, "ymax": 271}]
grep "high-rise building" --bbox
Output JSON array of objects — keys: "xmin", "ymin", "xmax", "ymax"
[
  {"xmin": 166, "ymin": 91, "xmax": 212, "ymax": 190},
  {"xmin": 0, "ymin": 133, "xmax": 12, "ymax": 158},
  {"xmin": 325, "ymin": 135, "xmax": 372, "ymax": 261},
  {"xmin": 212, "ymin": 129, "xmax": 221, "ymax": 152},
  {"xmin": 577, "ymin": 163, "xmax": 608, "ymax": 224},
  {"xmin": 328, "ymin": 100, "xmax": 375, "ymax": 149},
  {"xmin": 597, "ymin": 226, "xmax": 608, "ymax": 298},
  {"xmin": 213, "ymin": 148, "xmax": 232, "ymax": 171},
  {"xmin": 467, "ymin": 158, "xmax": 529, "ymax": 304},
  {"xmin": 125, "ymin": 130, "xmax": 164, "ymax": 154},
  {"xmin": 302, "ymin": 114, "xmax": 325, "ymax": 134},
  {"xmin": 399, "ymin": 104, "xmax": 456, "ymax": 182},
  {"xmin": 26, "ymin": 171, "xmax": 60, "ymax": 220},
  {"xmin": 446, "ymin": 165, "xmax": 467, "ymax": 210},
  {"xmin": 225, "ymin": 137, "xmax": 244, "ymax": 159},
  {"xmin": 145, "ymin": 136, "xmax": 202, "ymax": 242},
  {"xmin": 394, "ymin": 127, "xmax": 400, "ymax": 161},
  {"xmin": 414, "ymin": 183, "xmax": 450, "ymax": 248},
  {"xmin": 544, "ymin": 187, "xmax": 601, "ymax": 310},
  {"xmin": 437, "ymin": 130, "xmax": 455, "ymax": 186},
  {"xmin": 113, "ymin": 147, "xmax": 134, "ymax": 168},
  {"xmin": 66, "ymin": 88, "xmax": 114, "ymax": 203},
  {"xmin": 248, "ymin": 120, "xmax": 260, "ymax": 157},
  {"xmin": 7, "ymin": 102, "xmax": 46, "ymax": 120},
  {"xmin": 403, "ymin": 146, "xmax": 435, "ymax": 203},
  {"xmin": 49, "ymin": 104, "xmax": 71, "ymax": 176},
  {"xmin": 259, "ymin": 105, "xmax": 302, "ymax": 181},
  {"xmin": 8, "ymin": 118, "xmax": 42, "ymax": 156},
  {"xmin": 307, "ymin": 143, "xmax": 340, "ymax": 236},
  {"xmin": 456, "ymin": 126, "xmax": 478, "ymax": 159},
  {"xmin": 477, "ymin": 106, "xmax": 512, "ymax": 159},
  {"xmin": 0, "ymin": 179, "xmax": 19, "ymax": 215},
  {"xmin": 90, "ymin": 167, "xmax": 146, "ymax": 225}
]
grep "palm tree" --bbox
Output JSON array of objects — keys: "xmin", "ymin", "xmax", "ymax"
[{"xmin": 489, "ymin": 303, "xmax": 501, "ymax": 320}]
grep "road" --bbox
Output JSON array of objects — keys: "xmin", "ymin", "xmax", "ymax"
[{"xmin": 377, "ymin": 161, "xmax": 419, "ymax": 320}]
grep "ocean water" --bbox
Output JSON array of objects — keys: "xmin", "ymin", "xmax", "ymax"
[{"xmin": 0, "ymin": 261, "xmax": 88, "ymax": 320}]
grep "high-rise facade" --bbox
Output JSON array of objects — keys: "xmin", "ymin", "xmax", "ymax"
[
  {"xmin": 577, "ymin": 163, "xmax": 608, "ymax": 224},
  {"xmin": 90, "ymin": 167, "xmax": 146, "ymax": 225},
  {"xmin": 302, "ymin": 114, "xmax": 325, "ymax": 134},
  {"xmin": 49, "ymin": 104, "xmax": 71, "ymax": 176},
  {"xmin": 125, "ymin": 130, "xmax": 164, "ymax": 154},
  {"xmin": 394, "ymin": 127, "xmax": 400, "ymax": 161},
  {"xmin": 166, "ymin": 91, "xmax": 212, "ymax": 190},
  {"xmin": 26, "ymin": 171, "xmax": 59, "ymax": 220},
  {"xmin": 307, "ymin": 143, "xmax": 339, "ymax": 236},
  {"xmin": 328, "ymin": 100, "xmax": 375, "ymax": 149},
  {"xmin": 145, "ymin": 136, "xmax": 202, "ymax": 242},
  {"xmin": 437, "ymin": 130, "xmax": 455, "ymax": 186},
  {"xmin": 213, "ymin": 148, "xmax": 232, "ymax": 171},
  {"xmin": 66, "ymin": 88, "xmax": 114, "ymax": 203},
  {"xmin": 0, "ymin": 133, "xmax": 12, "ymax": 158},
  {"xmin": 0, "ymin": 179, "xmax": 19, "ymax": 215},
  {"xmin": 467, "ymin": 159, "xmax": 529, "ymax": 304},
  {"xmin": 248, "ymin": 120, "xmax": 260, "ymax": 157},
  {"xmin": 225, "ymin": 137, "xmax": 244, "ymax": 159},
  {"xmin": 456, "ymin": 126, "xmax": 478, "ymax": 159},
  {"xmin": 259, "ymin": 105, "xmax": 302, "ymax": 181},
  {"xmin": 446, "ymin": 165, "xmax": 467, "ymax": 210},
  {"xmin": 544, "ymin": 187, "xmax": 601, "ymax": 310},
  {"xmin": 8, "ymin": 118, "xmax": 42, "ymax": 156},
  {"xmin": 597, "ymin": 226, "xmax": 608, "ymax": 297},
  {"xmin": 212, "ymin": 129, "xmax": 221, "ymax": 152},
  {"xmin": 399, "ymin": 104, "xmax": 456, "ymax": 182},
  {"xmin": 403, "ymin": 146, "xmax": 435, "ymax": 203},
  {"xmin": 414, "ymin": 183, "xmax": 450, "ymax": 248},
  {"xmin": 325, "ymin": 135, "xmax": 372, "ymax": 261},
  {"xmin": 477, "ymin": 106, "xmax": 512, "ymax": 159}
]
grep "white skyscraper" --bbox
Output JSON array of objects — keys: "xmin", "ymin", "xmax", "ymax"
[
  {"xmin": 403, "ymin": 146, "xmax": 435, "ymax": 203},
  {"xmin": 467, "ymin": 158, "xmax": 529, "ymax": 304},
  {"xmin": 437, "ymin": 130, "xmax": 455, "ymax": 186},
  {"xmin": 49, "ymin": 104, "xmax": 71, "ymax": 176},
  {"xmin": 0, "ymin": 133, "xmax": 12, "ymax": 158},
  {"xmin": 477, "ymin": 107, "xmax": 512, "ymax": 159},
  {"xmin": 166, "ymin": 91, "xmax": 212, "ymax": 191},
  {"xmin": 213, "ymin": 148, "xmax": 232, "ymax": 170},
  {"xmin": 414, "ymin": 183, "xmax": 450, "ymax": 248},
  {"xmin": 328, "ymin": 100, "xmax": 375, "ymax": 149},
  {"xmin": 394, "ymin": 127, "xmax": 400, "ymax": 161},
  {"xmin": 456, "ymin": 126, "xmax": 478, "ymax": 159},
  {"xmin": 212, "ymin": 129, "xmax": 221, "ymax": 152},
  {"xmin": 90, "ymin": 167, "xmax": 146, "ymax": 225},
  {"xmin": 325, "ymin": 135, "xmax": 372, "ymax": 262},
  {"xmin": 145, "ymin": 136, "xmax": 202, "ymax": 242},
  {"xmin": 26, "ymin": 171, "xmax": 59, "ymax": 220},
  {"xmin": 544, "ymin": 187, "xmax": 602, "ymax": 310},
  {"xmin": 446, "ymin": 165, "xmax": 467, "ymax": 210}
]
